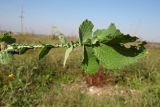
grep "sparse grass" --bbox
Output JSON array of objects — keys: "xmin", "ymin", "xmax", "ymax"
[{"xmin": 0, "ymin": 34, "xmax": 160, "ymax": 107}]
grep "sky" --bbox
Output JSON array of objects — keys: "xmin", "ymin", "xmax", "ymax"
[{"xmin": 0, "ymin": 0, "xmax": 160, "ymax": 42}]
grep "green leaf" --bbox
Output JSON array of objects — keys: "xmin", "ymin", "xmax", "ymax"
[
  {"xmin": 19, "ymin": 47, "xmax": 29, "ymax": 54},
  {"xmin": 39, "ymin": 45, "xmax": 53, "ymax": 60},
  {"xmin": 94, "ymin": 44, "xmax": 146, "ymax": 69},
  {"xmin": 93, "ymin": 23, "xmax": 122, "ymax": 44},
  {"xmin": 0, "ymin": 32, "xmax": 12, "ymax": 42},
  {"xmin": 79, "ymin": 19, "xmax": 94, "ymax": 44},
  {"xmin": 92, "ymin": 29, "xmax": 108, "ymax": 44},
  {"xmin": 107, "ymin": 34, "xmax": 139, "ymax": 45},
  {"xmin": 81, "ymin": 46, "xmax": 99, "ymax": 74},
  {"xmin": 63, "ymin": 46, "xmax": 73, "ymax": 67},
  {"xmin": 0, "ymin": 51, "xmax": 13, "ymax": 64}
]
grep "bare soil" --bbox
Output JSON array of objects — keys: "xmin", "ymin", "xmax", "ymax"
[{"xmin": 61, "ymin": 81, "xmax": 140, "ymax": 97}]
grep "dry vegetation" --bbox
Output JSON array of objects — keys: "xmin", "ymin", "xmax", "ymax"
[{"xmin": 0, "ymin": 34, "xmax": 160, "ymax": 107}]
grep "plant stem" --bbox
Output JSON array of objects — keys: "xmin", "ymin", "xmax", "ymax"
[{"xmin": 3, "ymin": 41, "xmax": 81, "ymax": 53}]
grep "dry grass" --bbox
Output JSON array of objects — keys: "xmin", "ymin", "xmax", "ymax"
[{"xmin": 1, "ymin": 34, "xmax": 160, "ymax": 107}]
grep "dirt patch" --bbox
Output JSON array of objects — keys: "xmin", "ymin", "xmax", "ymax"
[{"xmin": 61, "ymin": 81, "xmax": 140, "ymax": 97}]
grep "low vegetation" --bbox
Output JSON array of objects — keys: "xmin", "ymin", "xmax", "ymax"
[{"xmin": 0, "ymin": 20, "xmax": 160, "ymax": 107}]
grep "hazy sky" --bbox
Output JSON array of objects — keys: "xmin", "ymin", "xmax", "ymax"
[{"xmin": 0, "ymin": 0, "xmax": 160, "ymax": 42}]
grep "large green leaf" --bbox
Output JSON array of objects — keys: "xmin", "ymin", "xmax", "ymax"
[
  {"xmin": 79, "ymin": 19, "xmax": 94, "ymax": 44},
  {"xmin": 105, "ymin": 23, "xmax": 122, "ymax": 38},
  {"xmin": 92, "ymin": 29, "xmax": 109, "ymax": 44},
  {"xmin": 0, "ymin": 51, "xmax": 13, "ymax": 64},
  {"xmin": 63, "ymin": 46, "xmax": 73, "ymax": 67},
  {"xmin": 39, "ymin": 45, "xmax": 53, "ymax": 60},
  {"xmin": 92, "ymin": 23, "xmax": 122, "ymax": 44},
  {"xmin": 94, "ymin": 44, "xmax": 146, "ymax": 69},
  {"xmin": 81, "ymin": 46, "xmax": 99, "ymax": 74}
]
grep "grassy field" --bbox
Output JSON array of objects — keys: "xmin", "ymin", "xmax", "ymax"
[{"xmin": 0, "ymin": 34, "xmax": 160, "ymax": 107}]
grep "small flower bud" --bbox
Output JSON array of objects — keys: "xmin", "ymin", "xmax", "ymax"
[{"xmin": 7, "ymin": 73, "xmax": 14, "ymax": 81}]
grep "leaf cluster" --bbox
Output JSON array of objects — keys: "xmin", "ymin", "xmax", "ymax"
[{"xmin": 79, "ymin": 20, "xmax": 146, "ymax": 74}]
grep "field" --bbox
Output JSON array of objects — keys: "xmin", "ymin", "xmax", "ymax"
[{"xmin": 0, "ymin": 34, "xmax": 160, "ymax": 107}]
